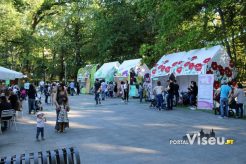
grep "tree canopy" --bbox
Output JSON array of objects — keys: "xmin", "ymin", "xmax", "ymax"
[{"xmin": 0, "ymin": 0, "xmax": 245, "ymax": 82}]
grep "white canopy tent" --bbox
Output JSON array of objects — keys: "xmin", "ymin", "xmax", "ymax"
[
  {"xmin": 151, "ymin": 45, "xmax": 236, "ymax": 91},
  {"xmin": 0, "ymin": 66, "xmax": 24, "ymax": 80}
]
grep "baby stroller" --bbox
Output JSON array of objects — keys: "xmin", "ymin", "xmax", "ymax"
[{"xmin": 35, "ymin": 96, "xmax": 43, "ymax": 112}]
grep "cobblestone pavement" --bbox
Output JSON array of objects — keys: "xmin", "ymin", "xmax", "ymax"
[{"xmin": 0, "ymin": 95, "xmax": 246, "ymax": 164}]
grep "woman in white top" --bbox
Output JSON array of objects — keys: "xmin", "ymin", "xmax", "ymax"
[{"xmin": 234, "ymin": 83, "xmax": 245, "ymax": 118}]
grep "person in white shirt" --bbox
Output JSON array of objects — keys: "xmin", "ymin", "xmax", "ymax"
[
  {"xmin": 36, "ymin": 112, "xmax": 46, "ymax": 141},
  {"xmin": 153, "ymin": 81, "xmax": 164, "ymax": 110},
  {"xmin": 234, "ymin": 83, "xmax": 245, "ymax": 118}
]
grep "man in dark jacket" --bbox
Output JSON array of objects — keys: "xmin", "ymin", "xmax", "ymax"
[
  {"xmin": 167, "ymin": 80, "xmax": 175, "ymax": 110},
  {"xmin": 174, "ymin": 80, "xmax": 180, "ymax": 106}
]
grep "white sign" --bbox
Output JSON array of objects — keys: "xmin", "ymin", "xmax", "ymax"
[{"xmin": 197, "ymin": 74, "xmax": 214, "ymax": 109}]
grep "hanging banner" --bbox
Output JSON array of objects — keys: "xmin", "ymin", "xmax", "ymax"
[{"xmin": 197, "ymin": 74, "xmax": 214, "ymax": 109}]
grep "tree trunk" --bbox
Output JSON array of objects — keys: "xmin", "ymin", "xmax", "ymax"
[{"xmin": 217, "ymin": 6, "xmax": 232, "ymax": 59}]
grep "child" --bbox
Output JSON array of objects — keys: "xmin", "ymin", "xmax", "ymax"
[
  {"xmin": 36, "ymin": 112, "xmax": 46, "ymax": 141},
  {"xmin": 57, "ymin": 97, "xmax": 69, "ymax": 133}
]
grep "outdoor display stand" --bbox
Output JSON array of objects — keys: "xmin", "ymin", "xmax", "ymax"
[
  {"xmin": 77, "ymin": 64, "xmax": 99, "ymax": 94},
  {"xmin": 94, "ymin": 61, "xmax": 120, "ymax": 82},
  {"xmin": 151, "ymin": 45, "xmax": 237, "ymax": 108},
  {"xmin": 116, "ymin": 59, "xmax": 150, "ymax": 97}
]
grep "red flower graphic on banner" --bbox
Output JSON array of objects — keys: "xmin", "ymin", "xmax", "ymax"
[
  {"xmin": 195, "ymin": 63, "xmax": 203, "ymax": 71},
  {"xmin": 189, "ymin": 63, "xmax": 195, "ymax": 70},
  {"xmin": 163, "ymin": 60, "xmax": 169, "ymax": 64},
  {"xmin": 191, "ymin": 56, "xmax": 197, "ymax": 61},
  {"xmin": 184, "ymin": 61, "xmax": 190, "ymax": 67},
  {"xmin": 160, "ymin": 65, "xmax": 166, "ymax": 72},
  {"xmin": 206, "ymin": 70, "xmax": 213, "ymax": 74},
  {"xmin": 225, "ymin": 67, "xmax": 232, "ymax": 77},
  {"xmin": 158, "ymin": 65, "xmax": 162, "ymax": 70},
  {"xmin": 165, "ymin": 66, "xmax": 171, "ymax": 73},
  {"xmin": 172, "ymin": 62, "xmax": 178, "ymax": 67},
  {"xmin": 211, "ymin": 62, "xmax": 218, "ymax": 70},
  {"xmin": 152, "ymin": 69, "xmax": 156, "ymax": 74},
  {"xmin": 218, "ymin": 65, "xmax": 223, "ymax": 71},
  {"xmin": 203, "ymin": 57, "xmax": 211, "ymax": 64},
  {"xmin": 214, "ymin": 81, "xmax": 220, "ymax": 89},
  {"xmin": 219, "ymin": 68, "xmax": 225, "ymax": 75},
  {"xmin": 176, "ymin": 67, "xmax": 182, "ymax": 74},
  {"xmin": 229, "ymin": 60, "xmax": 234, "ymax": 68}
]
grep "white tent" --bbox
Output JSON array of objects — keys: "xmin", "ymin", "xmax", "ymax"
[
  {"xmin": 151, "ymin": 45, "xmax": 236, "ymax": 91},
  {"xmin": 0, "ymin": 66, "xmax": 24, "ymax": 80},
  {"xmin": 94, "ymin": 61, "xmax": 120, "ymax": 82},
  {"xmin": 117, "ymin": 58, "xmax": 150, "ymax": 77}
]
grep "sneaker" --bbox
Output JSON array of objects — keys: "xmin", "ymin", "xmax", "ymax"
[
  {"xmin": 42, "ymin": 138, "xmax": 45, "ymax": 140},
  {"xmin": 218, "ymin": 116, "xmax": 224, "ymax": 119},
  {"xmin": 36, "ymin": 138, "xmax": 40, "ymax": 142}
]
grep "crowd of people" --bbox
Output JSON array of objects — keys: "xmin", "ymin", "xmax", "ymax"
[
  {"xmin": 0, "ymin": 81, "xmax": 71, "ymax": 136},
  {"xmin": 215, "ymin": 81, "xmax": 244, "ymax": 119},
  {"xmin": 0, "ymin": 78, "xmax": 245, "ymax": 138}
]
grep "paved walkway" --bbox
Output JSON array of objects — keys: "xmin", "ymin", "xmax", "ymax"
[{"xmin": 0, "ymin": 95, "xmax": 246, "ymax": 164}]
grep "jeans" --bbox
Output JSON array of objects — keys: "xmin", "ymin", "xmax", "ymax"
[
  {"xmin": 190, "ymin": 94, "xmax": 196, "ymax": 106},
  {"xmin": 236, "ymin": 103, "xmax": 244, "ymax": 118},
  {"xmin": 124, "ymin": 90, "xmax": 129, "ymax": 102},
  {"xmin": 167, "ymin": 94, "xmax": 174, "ymax": 110},
  {"xmin": 36, "ymin": 127, "xmax": 44, "ymax": 139},
  {"xmin": 156, "ymin": 94, "xmax": 163, "ymax": 108},
  {"xmin": 101, "ymin": 91, "xmax": 106, "ymax": 100},
  {"xmin": 45, "ymin": 95, "xmax": 49, "ymax": 103},
  {"xmin": 28, "ymin": 98, "xmax": 35, "ymax": 114},
  {"xmin": 220, "ymin": 98, "xmax": 229, "ymax": 117},
  {"xmin": 95, "ymin": 92, "xmax": 100, "ymax": 104},
  {"xmin": 109, "ymin": 91, "xmax": 113, "ymax": 98},
  {"xmin": 139, "ymin": 91, "xmax": 143, "ymax": 102}
]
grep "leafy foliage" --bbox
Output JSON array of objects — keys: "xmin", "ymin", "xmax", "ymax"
[{"xmin": 0, "ymin": 0, "xmax": 245, "ymax": 81}]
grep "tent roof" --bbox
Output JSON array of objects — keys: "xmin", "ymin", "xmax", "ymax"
[
  {"xmin": 0, "ymin": 66, "xmax": 24, "ymax": 80},
  {"xmin": 151, "ymin": 45, "xmax": 228, "ymax": 77},
  {"xmin": 118, "ymin": 58, "xmax": 142, "ymax": 73},
  {"xmin": 94, "ymin": 61, "xmax": 120, "ymax": 79}
]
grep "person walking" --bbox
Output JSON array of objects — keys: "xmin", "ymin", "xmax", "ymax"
[
  {"xmin": 234, "ymin": 83, "xmax": 244, "ymax": 118},
  {"xmin": 166, "ymin": 80, "xmax": 175, "ymax": 110},
  {"xmin": 108, "ymin": 82, "xmax": 114, "ymax": 98},
  {"xmin": 101, "ymin": 80, "xmax": 107, "ymax": 100},
  {"xmin": 138, "ymin": 83, "xmax": 144, "ymax": 103},
  {"xmin": 153, "ymin": 81, "xmax": 164, "ymax": 110},
  {"xmin": 27, "ymin": 84, "xmax": 37, "ymax": 114},
  {"xmin": 57, "ymin": 97, "xmax": 69, "ymax": 133},
  {"xmin": 36, "ymin": 112, "xmax": 46, "ymax": 141},
  {"xmin": 218, "ymin": 81, "xmax": 232, "ymax": 118},
  {"xmin": 94, "ymin": 79, "xmax": 101, "ymax": 105},
  {"xmin": 54, "ymin": 84, "xmax": 69, "ymax": 131},
  {"xmin": 123, "ymin": 80, "xmax": 129, "ymax": 103},
  {"xmin": 44, "ymin": 84, "xmax": 50, "ymax": 104},
  {"xmin": 69, "ymin": 81, "xmax": 75, "ymax": 96}
]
